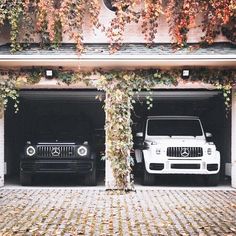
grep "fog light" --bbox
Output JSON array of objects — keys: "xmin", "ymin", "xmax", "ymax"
[
  {"xmin": 207, "ymin": 164, "xmax": 218, "ymax": 171},
  {"xmin": 207, "ymin": 148, "xmax": 212, "ymax": 155}
]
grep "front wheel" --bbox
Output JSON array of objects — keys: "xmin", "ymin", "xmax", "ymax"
[
  {"xmin": 20, "ymin": 172, "xmax": 32, "ymax": 186},
  {"xmin": 143, "ymin": 169, "xmax": 155, "ymax": 186},
  {"xmin": 205, "ymin": 173, "xmax": 220, "ymax": 186}
]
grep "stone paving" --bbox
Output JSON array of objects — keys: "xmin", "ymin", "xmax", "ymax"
[{"xmin": 0, "ymin": 189, "xmax": 236, "ymax": 236}]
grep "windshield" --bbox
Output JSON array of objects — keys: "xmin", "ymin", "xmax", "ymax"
[
  {"xmin": 28, "ymin": 115, "xmax": 92, "ymax": 141},
  {"xmin": 147, "ymin": 119, "xmax": 203, "ymax": 136}
]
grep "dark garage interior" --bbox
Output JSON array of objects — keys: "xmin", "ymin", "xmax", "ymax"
[
  {"xmin": 5, "ymin": 90, "xmax": 106, "ymax": 185},
  {"xmin": 4, "ymin": 89, "xmax": 231, "ymax": 186},
  {"xmin": 132, "ymin": 90, "xmax": 231, "ymax": 185}
]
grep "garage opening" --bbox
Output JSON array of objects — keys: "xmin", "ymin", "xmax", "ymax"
[
  {"xmin": 132, "ymin": 89, "xmax": 231, "ymax": 186},
  {"xmin": 4, "ymin": 89, "xmax": 231, "ymax": 186},
  {"xmin": 5, "ymin": 90, "xmax": 105, "ymax": 186}
]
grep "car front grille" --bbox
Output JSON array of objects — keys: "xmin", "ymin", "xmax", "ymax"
[
  {"xmin": 167, "ymin": 147, "xmax": 203, "ymax": 157},
  {"xmin": 37, "ymin": 145, "xmax": 76, "ymax": 158},
  {"xmin": 171, "ymin": 164, "xmax": 201, "ymax": 169}
]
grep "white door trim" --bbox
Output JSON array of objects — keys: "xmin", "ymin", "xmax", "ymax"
[
  {"xmin": 0, "ymin": 115, "xmax": 4, "ymax": 187},
  {"xmin": 231, "ymin": 89, "xmax": 236, "ymax": 188}
]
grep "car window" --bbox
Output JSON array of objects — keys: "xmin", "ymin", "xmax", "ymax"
[
  {"xmin": 29, "ymin": 115, "xmax": 92, "ymax": 140},
  {"xmin": 147, "ymin": 119, "xmax": 203, "ymax": 136}
]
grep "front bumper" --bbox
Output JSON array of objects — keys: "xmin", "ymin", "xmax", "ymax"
[
  {"xmin": 20, "ymin": 158, "xmax": 95, "ymax": 174},
  {"xmin": 143, "ymin": 150, "xmax": 220, "ymax": 175}
]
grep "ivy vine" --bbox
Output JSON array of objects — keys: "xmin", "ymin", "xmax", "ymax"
[
  {"xmin": 0, "ymin": 72, "xmax": 19, "ymax": 118},
  {"xmin": 0, "ymin": 0, "xmax": 235, "ymax": 53}
]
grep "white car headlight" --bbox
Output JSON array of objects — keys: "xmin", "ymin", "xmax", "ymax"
[
  {"xmin": 26, "ymin": 146, "xmax": 36, "ymax": 156},
  {"xmin": 77, "ymin": 146, "xmax": 88, "ymax": 156}
]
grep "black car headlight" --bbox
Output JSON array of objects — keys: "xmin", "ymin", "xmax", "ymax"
[
  {"xmin": 77, "ymin": 146, "xmax": 88, "ymax": 156},
  {"xmin": 26, "ymin": 146, "xmax": 36, "ymax": 156}
]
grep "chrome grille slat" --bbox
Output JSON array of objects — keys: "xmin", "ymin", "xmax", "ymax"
[
  {"xmin": 167, "ymin": 147, "xmax": 203, "ymax": 157},
  {"xmin": 37, "ymin": 145, "xmax": 75, "ymax": 158}
]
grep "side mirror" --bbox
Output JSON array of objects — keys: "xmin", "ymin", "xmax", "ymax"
[
  {"xmin": 206, "ymin": 132, "xmax": 213, "ymax": 138},
  {"xmin": 136, "ymin": 132, "xmax": 143, "ymax": 138}
]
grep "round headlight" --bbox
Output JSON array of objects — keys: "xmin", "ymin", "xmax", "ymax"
[
  {"xmin": 26, "ymin": 146, "xmax": 36, "ymax": 156},
  {"xmin": 77, "ymin": 146, "xmax": 88, "ymax": 156}
]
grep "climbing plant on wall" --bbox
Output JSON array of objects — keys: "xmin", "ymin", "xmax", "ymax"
[
  {"xmin": 0, "ymin": 0, "xmax": 235, "ymax": 52},
  {"xmin": 0, "ymin": 72, "xmax": 19, "ymax": 118},
  {"xmin": 0, "ymin": 0, "xmax": 102, "ymax": 52},
  {"xmin": 93, "ymin": 70, "xmax": 177, "ymax": 190},
  {"xmin": 0, "ymin": 68, "xmax": 235, "ymax": 189}
]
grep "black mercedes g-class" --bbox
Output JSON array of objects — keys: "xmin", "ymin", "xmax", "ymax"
[{"xmin": 20, "ymin": 114, "xmax": 97, "ymax": 186}]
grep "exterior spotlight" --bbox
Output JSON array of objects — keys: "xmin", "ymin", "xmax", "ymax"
[
  {"xmin": 45, "ymin": 69, "xmax": 53, "ymax": 79},
  {"xmin": 182, "ymin": 69, "xmax": 190, "ymax": 78}
]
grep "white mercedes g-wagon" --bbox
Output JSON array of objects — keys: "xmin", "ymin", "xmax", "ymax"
[{"xmin": 135, "ymin": 116, "xmax": 220, "ymax": 186}]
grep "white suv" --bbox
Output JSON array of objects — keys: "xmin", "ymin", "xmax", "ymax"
[{"xmin": 135, "ymin": 116, "xmax": 220, "ymax": 186}]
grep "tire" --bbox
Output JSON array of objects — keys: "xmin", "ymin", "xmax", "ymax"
[
  {"xmin": 20, "ymin": 172, "xmax": 32, "ymax": 186},
  {"xmin": 143, "ymin": 168, "xmax": 155, "ymax": 186},
  {"xmin": 84, "ymin": 168, "xmax": 97, "ymax": 186},
  {"xmin": 205, "ymin": 173, "xmax": 220, "ymax": 186}
]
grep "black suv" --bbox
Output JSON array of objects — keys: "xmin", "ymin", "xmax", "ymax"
[{"xmin": 20, "ymin": 114, "xmax": 97, "ymax": 186}]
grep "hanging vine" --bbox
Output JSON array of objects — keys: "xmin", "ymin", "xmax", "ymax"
[
  {"xmin": 200, "ymin": 0, "xmax": 232, "ymax": 45},
  {"xmin": 106, "ymin": 0, "xmax": 140, "ymax": 52},
  {"xmin": 222, "ymin": 1, "xmax": 236, "ymax": 43},
  {"xmin": 36, "ymin": 0, "xmax": 62, "ymax": 47},
  {"xmin": 6, "ymin": 0, "xmax": 24, "ymax": 52},
  {"xmin": 141, "ymin": 0, "xmax": 163, "ymax": 44},
  {"xmin": 0, "ymin": 0, "xmax": 235, "ymax": 52},
  {"xmin": 0, "ymin": 0, "xmax": 7, "ymax": 28},
  {"xmin": 0, "ymin": 72, "xmax": 19, "ymax": 116},
  {"xmin": 21, "ymin": 0, "xmax": 36, "ymax": 48},
  {"xmin": 189, "ymin": 68, "xmax": 235, "ymax": 110},
  {"xmin": 166, "ymin": 0, "xmax": 199, "ymax": 47},
  {"xmin": 60, "ymin": 0, "xmax": 102, "ymax": 53}
]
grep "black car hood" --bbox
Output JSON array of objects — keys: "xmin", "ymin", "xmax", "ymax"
[{"xmin": 26, "ymin": 137, "xmax": 89, "ymax": 144}]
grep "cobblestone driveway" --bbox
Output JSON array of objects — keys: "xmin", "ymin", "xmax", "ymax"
[{"xmin": 0, "ymin": 189, "xmax": 236, "ymax": 235}]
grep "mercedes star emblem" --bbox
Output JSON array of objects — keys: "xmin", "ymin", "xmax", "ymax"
[
  {"xmin": 180, "ymin": 147, "xmax": 190, "ymax": 157},
  {"xmin": 51, "ymin": 147, "xmax": 61, "ymax": 156}
]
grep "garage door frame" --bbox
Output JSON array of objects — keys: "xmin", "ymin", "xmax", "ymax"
[
  {"xmin": 231, "ymin": 89, "xmax": 236, "ymax": 188},
  {"xmin": 0, "ymin": 116, "xmax": 4, "ymax": 187}
]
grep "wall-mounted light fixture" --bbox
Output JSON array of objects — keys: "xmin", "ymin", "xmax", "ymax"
[
  {"xmin": 182, "ymin": 69, "xmax": 190, "ymax": 79},
  {"xmin": 45, "ymin": 69, "xmax": 53, "ymax": 79}
]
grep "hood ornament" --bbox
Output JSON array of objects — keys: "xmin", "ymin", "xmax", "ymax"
[
  {"xmin": 180, "ymin": 147, "xmax": 190, "ymax": 157},
  {"xmin": 51, "ymin": 147, "xmax": 60, "ymax": 156}
]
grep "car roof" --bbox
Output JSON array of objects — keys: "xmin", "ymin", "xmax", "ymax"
[{"xmin": 147, "ymin": 116, "xmax": 200, "ymax": 120}]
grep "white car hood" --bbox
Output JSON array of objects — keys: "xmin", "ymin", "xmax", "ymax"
[{"xmin": 145, "ymin": 136, "xmax": 207, "ymax": 146}]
